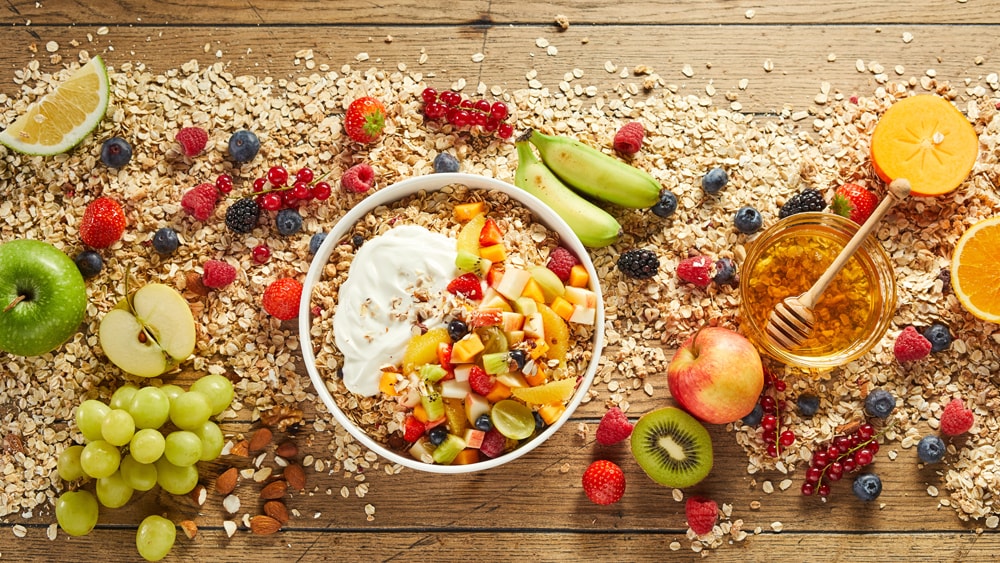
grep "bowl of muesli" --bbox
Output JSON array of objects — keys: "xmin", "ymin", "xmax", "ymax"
[{"xmin": 299, "ymin": 172, "xmax": 604, "ymax": 473}]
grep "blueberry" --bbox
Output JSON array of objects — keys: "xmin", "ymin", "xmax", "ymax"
[
  {"xmin": 651, "ymin": 190, "xmax": 678, "ymax": 218},
  {"xmin": 701, "ymin": 167, "xmax": 728, "ymax": 194},
  {"xmin": 275, "ymin": 208, "xmax": 303, "ymax": 236},
  {"xmin": 713, "ymin": 258, "xmax": 737, "ymax": 286},
  {"xmin": 916, "ymin": 435, "xmax": 946, "ymax": 464},
  {"xmin": 447, "ymin": 319, "xmax": 469, "ymax": 341},
  {"xmin": 351, "ymin": 234, "xmax": 365, "ymax": 248},
  {"xmin": 852, "ymin": 473, "xmax": 883, "ymax": 501},
  {"xmin": 432, "ymin": 152, "xmax": 460, "ymax": 173},
  {"xmin": 864, "ymin": 388, "xmax": 896, "ymax": 419},
  {"xmin": 151, "ymin": 227, "xmax": 180, "ymax": 255},
  {"xmin": 308, "ymin": 232, "xmax": 328, "ymax": 255},
  {"xmin": 508, "ymin": 349, "xmax": 527, "ymax": 371},
  {"xmin": 797, "ymin": 394, "xmax": 820, "ymax": 417},
  {"xmin": 533, "ymin": 411, "xmax": 546, "ymax": 430},
  {"xmin": 741, "ymin": 403, "xmax": 764, "ymax": 427},
  {"xmin": 100, "ymin": 137, "xmax": 132, "ymax": 168},
  {"xmin": 74, "ymin": 250, "xmax": 104, "ymax": 279},
  {"xmin": 228, "ymin": 130, "xmax": 260, "ymax": 163},
  {"xmin": 922, "ymin": 322, "xmax": 952, "ymax": 353},
  {"xmin": 474, "ymin": 414, "xmax": 493, "ymax": 432},
  {"xmin": 734, "ymin": 206, "xmax": 763, "ymax": 234},
  {"xmin": 427, "ymin": 426, "xmax": 448, "ymax": 446}
]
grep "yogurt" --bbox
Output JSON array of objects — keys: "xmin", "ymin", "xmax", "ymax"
[{"xmin": 333, "ymin": 224, "xmax": 459, "ymax": 396}]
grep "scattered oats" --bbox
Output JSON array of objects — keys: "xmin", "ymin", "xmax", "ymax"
[
  {"xmin": 681, "ymin": 64, "xmax": 694, "ymax": 78},
  {"xmin": 895, "ymin": 65, "xmax": 905, "ymax": 75},
  {"xmin": 827, "ymin": 53, "xmax": 837, "ymax": 62},
  {"xmin": 855, "ymin": 59, "xmax": 866, "ymax": 72},
  {"xmin": 385, "ymin": 35, "xmax": 393, "ymax": 43},
  {"xmin": 604, "ymin": 61, "xmax": 617, "ymax": 73},
  {"xmin": 749, "ymin": 500, "xmax": 761, "ymax": 510},
  {"xmin": 96, "ymin": 26, "xmax": 109, "ymax": 35},
  {"xmin": 986, "ymin": 515, "xmax": 999, "ymax": 529},
  {"xmin": 771, "ymin": 522, "xmax": 783, "ymax": 532},
  {"xmin": 559, "ymin": 463, "xmax": 570, "ymax": 473},
  {"xmin": 546, "ymin": 45, "xmax": 558, "ymax": 56},
  {"xmin": 672, "ymin": 488, "xmax": 684, "ymax": 502},
  {"xmin": 778, "ymin": 479, "xmax": 792, "ymax": 491},
  {"xmin": 643, "ymin": 382, "xmax": 654, "ymax": 396},
  {"xmin": 46, "ymin": 523, "xmax": 57, "ymax": 540},
  {"xmin": 44, "ymin": 41, "xmax": 58, "ymax": 53},
  {"xmin": 902, "ymin": 32, "xmax": 914, "ymax": 43},
  {"xmin": 738, "ymin": 78, "xmax": 749, "ymax": 90},
  {"xmin": 536, "ymin": 37, "xmax": 550, "ymax": 48},
  {"xmin": 762, "ymin": 480, "xmax": 774, "ymax": 494},
  {"xmin": 223, "ymin": 520, "xmax": 237, "ymax": 538},
  {"xmin": 471, "ymin": 53, "xmax": 485, "ymax": 63},
  {"xmin": 12, "ymin": 524, "xmax": 27, "ymax": 538},
  {"xmin": 355, "ymin": 52, "xmax": 370, "ymax": 62},
  {"xmin": 927, "ymin": 485, "xmax": 939, "ymax": 497},
  {"xmin": 763, "ymin": 59, "xmax": 774, "ymax": 72},
  {"xmin": 888, "ymin": 450, "xmax": 898, "ymax": 460},
  {"xmin": 745, "ymin": 9, "xmax": 755, "ymax": 19},
  {"xmin": 670, "ymin": 541, "xmax": 681, "ymax": 551}
]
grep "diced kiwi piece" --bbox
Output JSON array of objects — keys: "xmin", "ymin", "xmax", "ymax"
[
  {"xmin": 630, "ymin": 407, "xmax": 713, "ymax": 488},
  {"xmin": 421, "ymin": 389, "xmax": 445, "ymax": 421},
  {"xmin": 455, "ymin": 250, "xmax": 492, "ymax": 277},
  {"xmin": 420, "ymin": 363, "xmax": 448, "ymax": 383},
  {"xmin": 482, "ymin": 351, "xmax": 510, "ymax": 375},
  {"xmin": 432, "ymin": 434, "xmax": 467, "ymax": 465}
]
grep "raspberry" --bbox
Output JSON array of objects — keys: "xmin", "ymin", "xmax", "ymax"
[
  {"xmin": 80, "ymin": 197, "xmax": 126, "ymax": 249},
  {"xmin": 180, "ymin": 183, "xmax": 219, "ymax": 221},
  {"xmin": 262, "ymin": 278, "xmax": 303, "ymax": 321},
  {"xmin": 546, "ymin": 247, "xmax": 578, "ymax": 282},
  {"xmin": 684, "ymin": 496, "xmax": 718, "ymax": 536},
  {"xmin": 940, "ymin": 398, "xmax": 974, "ymax": 436},
  {"xmin": 479, "ymin": 428, "xmax": 506, "ymax": 458},
  {"xmin": 341, "ymin": 163, "xmax": 375, "ymax": 194},
  {"xmin": 446, "ymin": 273, "xmax": 483, "ymax": 300},
  {"xmin": 893, "ymin": 325, "xmax": 932, "ymax": 363},
  {"xmin": 613, "ymin": 121, "xmax": 645, "ymax": 155},
  {"xmin": 176, "ymin": 126, "xmax": 208, "ymax": 157},
  {"xmin": 595, "ymin": 407, "xmax": 633, "ymax": 445},
  {"xmin": 467, "ymin": 365, "xmax": 496, "ymax": 396},
  {"xmin": 677, "ymin": 255, "xmax": 713, "ymax": 288},
  {"xmin": 202, "ymin": 260, "xmax": 237, "ymax": 289}
]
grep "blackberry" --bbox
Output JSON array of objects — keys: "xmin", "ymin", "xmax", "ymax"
[
  {"xmin": 713, "ymin": 258, "xmax": 737, "ymax": 285},
  {"xmin": 863, "ymin": 388, "xmax": 896, "ymax": 419},
  {"xmin": 734, "ymin": 206, "xmax": 763, "ymax": 234},
  {"xmin": 228, "ymin": 130, "xmax": 260, "ymax": 163},
  {"xmin": 308, "ymin": 232, "xmax": 327, "ymax": 255},
  {"xmin": 701, "ymin": 167, "xmax": 728, "ymax": 194},
  {"xmin": 922, "ymin": 322, "xmax": 952, "ymax": 353},
  {"xmin": 651, "ymin": 190, "xmax": 678, "ymax": 218},
  {"xmin": 616, "ymin": 248, "xmax": 659, "ymax": 279},
  {"xmin": 778, "ymin": 188, "xmax": 826, "ymax": 219},
  {"xmin": 796, "ymin": 394, "xmax": 820, "ymax": 417},
  {"xmin": 432, "ymin": 152, "xmax": 460, "ymax": 173},
  {"xmin": 151, "ymin": 227, "xmax": 180, "ymax": 255},
  {"xmin": 852, "ymin": 473, "xmax": 882, "ymax": 501},
  {"xmin": 74, "ymin": 250, "xmax": 104, "ymax": 279},
  {"xmin": 275, "ymin": 208, "xmax": 303, "ymax": 236},
  {"xmin": 224, "ymin": 198, "xmax": 261, "ymax": 233},
  {"xmin": 100, "ymin": 137, "xmax": 132, "ymax": 168}
]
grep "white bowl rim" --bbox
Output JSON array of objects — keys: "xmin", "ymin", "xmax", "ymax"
[{"xmin": 298, "ymin": 172, "xmax": 606, "ymax": 474}]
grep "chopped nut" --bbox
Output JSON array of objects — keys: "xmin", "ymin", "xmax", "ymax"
[
  {"xmin": 249, "ymin": 515, "xmax": 281, "ymax": 535},
  {"xmin": 260, "ymin": 480, "xmax": 288, "ymax": 500},
  {"xmin": 215, "ymin": 467, "xmax": 239, "ymax": 495},
  {"xmin": 179, "ymin": 520, "xmax": 198, "ymax": 539}
]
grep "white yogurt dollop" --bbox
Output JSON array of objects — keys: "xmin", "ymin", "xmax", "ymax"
[{"xmin": 334, "ymin": 224, "xmax": 459, "ymax": 396}]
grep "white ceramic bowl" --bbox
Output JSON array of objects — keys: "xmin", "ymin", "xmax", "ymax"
[{"xmin": 298, "ymin": 172, "xmax": 605, "ymax": 473}]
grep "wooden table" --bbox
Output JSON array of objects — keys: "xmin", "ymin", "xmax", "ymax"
[{"xmin": 2, "ymin": 1, "xmax": 999, "ymax": 561}]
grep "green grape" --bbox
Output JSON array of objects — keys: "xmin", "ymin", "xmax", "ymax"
[
  {"xmin": 56, "ymin": 490, "xmax": 99, "ymax": 537},
  {"xmin": 491, "ymin": 399, "xmax": 536, "ymax": 440},
  {"xmin": 120, "ymin": 454, "xmax": 158, "ymax": 492},
  {"xmin": 193, "ymin": 420, "xmax": 224, "ymax": 461},
  {"xmin": 80, "ymin": 440, "xmax": 121, "ymax": 479},
  {"xmin": 128, "ymin": 386, "xmax": 170, "ymax": 429},
  {"xmin": 154, "ymin": 457, "xmax": 198, "ymax": 495},
  {"xmin": 169, "ymin": 391, "xmax": 212, "ymax": 430},
  {"xmin": 129, "ymin": 428, "xmax": 166, "ymax": 465},
  {"xmin": 76, "ymin": 399, "xmax": 111, "ymax": 442},
  {"xmin": 163, "ymin": 431, "xmax": 202, "ymax": 467},
  {"xmin": 57, "ymin": 445, "xmax": 86, "ymax": 481},
  {"xmin": 96, "ymin": 470, "xmax": 134, "ymax": 508},
  {"xmin": 135, "ymin": 514, "xmax": 176, "ymax": 562},
  {"xmin": 159, "ymin": 384, "xmax": 184, "ymax": 405},
  {"xmin": 101, "ymin": 409, "xmax": 135, "ymax": 447},
  {"xmin": 189, "ymin": 374, "xmax": 235, "ymax": 416},
  {"xmin": 109, "ymin": 384, "xmax": 140, "ymax": 410}
]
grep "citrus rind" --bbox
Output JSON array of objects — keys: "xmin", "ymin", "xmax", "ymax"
[{"xmin": 951, "ymin": 216, "xmax": 1000, "ymax": 323}]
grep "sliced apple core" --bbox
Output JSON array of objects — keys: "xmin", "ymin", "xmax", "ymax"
[
  {"xmin": 131, "ymin": 283, "xmax": 196, "ymax": 361},
  {"xmin": 99, "ymin": 308, "xmax": 169, "ymax": 378}
]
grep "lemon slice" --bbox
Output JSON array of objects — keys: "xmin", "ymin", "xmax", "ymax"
[{"xmin": 0, "ymin": 56, "xmax": 109, "ymax": 156}]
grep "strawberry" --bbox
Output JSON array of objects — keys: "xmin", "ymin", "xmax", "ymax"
[
  {"xmin": 478, "ymin": 218, "xmax": 504, "ymax": 247},
  {"xmin": 831, "ymin": 183, "xmax": 878, "ymax": 225},
  {"xmin": 940, "ymin": 398, "xmax": 975, "ymax": 436},
  {"xmin": 262, "ymin": 278, "xmax": 303, "ymax": 321},
  {"xmin": 436, "ymin": 342, "xmax": 453, "ymax": 372},
  {"xmin": 344, "ymin": 97, "xmax": 387, "ymax": 144},
  {"xmin": 176, "ymin": 126, "xmax": 208, "ymax": 157},
  {"xmin": 80, "ymin": 197, "xmax": 126, "ymax": 248},
  {"xmin": 685, "ymin": 496, "xmax": 718, "ymax": 535},
  {"xmin": 582, "ymin": 460, "xmax": 626, "ymax": 505},
  {"xmin": 402, "ymin": 415, "xmax": 425, "ymax": 443},
  {"xmin": 446, "ymin": 273, "xmax": 483, "ymax": 300},
  {"xmin": 595, "ymin": 407, "xmax": 634, "ymax": 445}
]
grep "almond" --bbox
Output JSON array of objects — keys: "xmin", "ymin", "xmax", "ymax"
[
  {"xmin": 248, "ymin": 427, "xmax": 273, "ymax": 453},
  {"xmin": 215, "ymin": 467, "xmax": 239, "ymax": 495},
  {"xmin": 263, "ymin": 500, "xmax": 290, "ymax": 525},
  {"xmin": 249, "ymin": 515, "xmax": 281, "ymax": 535},
  {"xmin": 189, "ymin": 484, "xmax": 207, "ymax": 506},
  {"xmin": 260, "ymin": 480, "xmax": 287, "ymax": 500},
  {"xmin": 284, "ymin": 463, "xmax": 306, "ymax": 491},
  {"xmin": 275, "ymin": 440, "xmax": 298, "ymax": 459},
  {"xmin": 179, "ymin": 520, "xmax": 198, "ymax": 539},
  {"xmin": 230, "ymin": 439, "xmax": 250, "ymax": 457}
]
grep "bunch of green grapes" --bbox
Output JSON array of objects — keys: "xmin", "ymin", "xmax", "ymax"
[{"xmin": 55, "ymin": 374, "xmax": 234, "ymax": 561}]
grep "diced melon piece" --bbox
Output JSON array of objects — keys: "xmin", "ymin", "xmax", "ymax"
[
  {"xmin": 495, "ymin": 267, "xmax": 531, "ymax": 300},
  {"xmin": 511, "ymin": 377, "xmax": 578, "ymax": 405},
  {"xmin": 463, "ymin": 429, "xmax": 486, "ymax": 450},
  {"xmin": 441, "ymin": 379, "xmax": 472, "ymax": 399},
  {"xmin": 403, "ymin": 327, "xmax": 451, "ymax": 375},
  {"xmin": 537, "ymin": 402, "xmax": 567, "ymax": 425},
  {"xmin": 379, "ymin": 371, "xmax": 400, "ymax": 396},
  {"xmin": 452, "ymin": 333, "xmax": 485, "ymax": 363},
  {"xmin": 454, "ymin": 202, "xmax": 486, "ymax": 223},
  {"xmin": 497, "ymin": 372, "xmax": 529, "ymax": 389},
  {"xmin": 443, "ymin": 398, "xmax": 469, "ymax": 436},
  {"xmin": 479, "ymin": 243, "xmax": 507, "ymax": 263},
  {"xmin": 529, "ymin": 266, "xmax": 566, "ymax": 303},
  {"xmin": 524, "ymin": 364, "xmax": 547, "ymax": 387},
  {"xmin": 564, "ymin": 286, "xmax": 598, "ymax": 308},
  {"xmin": 569, "ymin": 305, "xmax": 597, "ymax": 325},
  {"xmin": 512, "ymin": 296, "xmax": 538, "ymax": 316},
  {"xmin": 568, "ymin": 264, "xmax": 590, "ymax": 288},
  {"xmin": 523, "ymin": 312, "xmax": 544, "ymax": 339},
  {"xmin": 409, "ymin": 438, "xmax": 435, "ymax": 464},
  {"xmin": 464, "ymin": 392, "xmax": 491, "ymax": 425},
  {"xmin": 484, "ymin": 381, "xmax": 512, "ymax": 403},
  {"xmin": 538, "ymin": 303, "xmax": 569, "ymax": 366},
  {"xmin": 452, "ymin": 448, "xmax": 481, "ymax": 465},
  {"xmin": 550, "ymin": 296, "xmax": 575, "ymax": 322},
  {"xmin": 528, "ymin": 339, "xmax": 549, "ymax": 360},
  {"xmin": 501, "ymin": 311, "xmax": 525, "ymax": 333},
  {"xmin": 520, "ymin": 278, "xmax": 546, "ymax": 303},
  {"xmin": 412, "ymin": 402, "xmax": 429, "ymax": 423}
]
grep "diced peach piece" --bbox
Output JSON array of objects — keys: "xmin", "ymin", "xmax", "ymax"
[
  {"xmin": 520, "ymin": 278, "xmax": 546, "ymax": 303},
  {"xmin": 549, "ymin": 296, "xmax": 575, "ymax": 322},
  {"xmin": 569, "ymin": 305, "xmax": 596, "ymax": 325},
  {"xmin": 484, "ymin": 381, "xmax": 512, "ymax": 403},
  {"xmin": 451, "ymin": 333, "xmax": 484, "ymax": 363},
  {"xmin": 564, "ymin": 286, "xmax": 598, "ymax": 308},
  {"xmin": 495, "ymin": 267, "xmax": 531, "ymax": 300},
  {"xmin": 524, "ymin": 364, "xmax": 547, "ymax": 387},
  {"xmin": 454, "ymin": 201, "xmax": 486, "ymax": 222},
  {"xmin": 463, "ymin": 429, "xmax": 486, "ymax": 449},
  {"xmin": 568, "ymin": 264, "xmax": 589, "ymax": 288},
  {"xmin": 479, "ymin": 243, "xmax": 507, "ymax": 263},
  {"xmin": 452, "ymin": 448, "xmax": 482, "ymax": 465},
  {"xmin": 537, "ymin": 403, "xmax": 566, "ymax": 425},
  {"xmin": 379, "ymin": 371, "xmax": 400, "ymax": 396}
]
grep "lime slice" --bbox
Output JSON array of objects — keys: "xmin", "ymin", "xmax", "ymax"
[{"xmin": 0, "ymin": 56, "xmax": 109, "ymax": 156}]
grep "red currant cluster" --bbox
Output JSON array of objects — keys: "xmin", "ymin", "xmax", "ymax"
[
  {"xmin": 250, "ymin": 166, "xmax": 332, "ymax": 211},
  {"xmin": 747, "ymin": 368, "xmax": 796, "ymax": 458},
  {"xmin": 420, "ymin": 88, "xmax": 515, "ymax": 139},
  {"xmin": 801, "ymin": 422, "xmax": 887, "ymax": 498}
]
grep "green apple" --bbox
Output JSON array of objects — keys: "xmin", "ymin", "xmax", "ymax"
[
  {"xmin": 99, "ymin": 283, "xmax": 196, "ymax": 378},
  {"xmin": 0, "ymin": 239, "xmax": 87, "ymax": 356}
]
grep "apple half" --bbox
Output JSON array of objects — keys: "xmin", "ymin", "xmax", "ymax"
[{"xmin": 99, "ymin": 283, "xmax": 196, "ymax": 378}]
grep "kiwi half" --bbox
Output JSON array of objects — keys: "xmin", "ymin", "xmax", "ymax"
[{"xmin": 630, "ymin": 406, "xmax": 713, "ymax": 488}]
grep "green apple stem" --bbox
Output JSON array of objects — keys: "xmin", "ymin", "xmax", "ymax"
[{"xmin": 3, "ymin": 294, "xmax": 26, "ymax": 313}]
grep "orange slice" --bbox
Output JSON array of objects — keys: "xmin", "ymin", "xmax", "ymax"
[
  {"xmin": 870, "ymin": 94, "xmax": 978, "ymax": 197},
  {"xmin": 951, "ymin": 216, "xmax": 1000, "ymax": 323}
]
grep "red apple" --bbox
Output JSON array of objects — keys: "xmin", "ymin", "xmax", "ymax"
[{"xmin": 667, "ymin": 327, "xmax": 763, "ymax": 424}]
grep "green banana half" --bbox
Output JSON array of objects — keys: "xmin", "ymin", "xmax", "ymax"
[
  {"xmin": 514, "ymin": 140, "xmax": 622, "ymax": 248},
  {"xmin": 524, "ymin": 129, "xmax": 661, "ymax": 209}
]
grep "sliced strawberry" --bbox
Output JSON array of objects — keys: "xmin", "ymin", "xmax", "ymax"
[
  {"xmin": 437, "ymin": 342, "xmax": 453, "ymax": 372},
  {"xmin": 446, "ymin": 273, "xmax": 483, "ymax": 300},
  {"xmin": 402, "ymin": 415, "xmax": 425, "ymax": 442},
  {"xmin": 486, "ymin": 265, "xmax": 504, "ymax": 288},
  {"xmin": 478, "ymin": 218, "xmax": 504, "ymax": 246}
]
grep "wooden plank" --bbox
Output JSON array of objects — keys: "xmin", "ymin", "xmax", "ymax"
[{"xmin": 1, "ymin": 25, "xmax": 997, "ymax": 114}]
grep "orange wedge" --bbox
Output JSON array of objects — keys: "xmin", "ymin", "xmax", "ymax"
[{"xmin": 951, "ymin": 216, "xmax": 1000, "ymax": 323}]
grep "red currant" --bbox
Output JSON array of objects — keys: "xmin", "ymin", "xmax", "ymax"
[
  {"xmin": 295, "ymin": 168, "xmax": 315, "ymax": 184},
  {"xmin": 773, "ymin": 379, "xmax": 787, "ymax": 392},
  {"xmin": 312, "ymin": 181, "xmax": 332, "ymax": 200},
  {"xmin": 805, "ymin": 466, "xmax": 822, "ymax": 483},
  {"xmin": 812, "ymin": 451, "xmax": 829, "ymax": 468},
  {"xmin": 779, "ymin": 430, "xmax": 796, "ymax": 447},
  {"xmin": 497, "ymin": 123, "xmax": 514, "ymax": 139},
  {"xmin": 766, "ymin": 443, "xmax": 778, "ymax": 457},
  {"xmin": 761, "ymin": 414, "xmax": 777, "ymax": 432},
  {"xmin": 817, "ymin": 483, "xmax": 831, "ymax": 497},
  {"xmin": 281, "ymin": 190, "xmax": 299, "ymax": 208},
  {"xmin": 421, "ymin": 87, "xmax": 438, "ymax": 105},
  {"xmin": 842, "ymin": 458, "xmax": 857, "ymax": 473},
  {"xmin": 252, "ymin": 244, "xmax": 270, "ymax": 264},
  {"xmin": 216, "ymin": 174, "xmax": 234, "ymax": 194},
  {"xmin": 425, "ymin": 102, "xmax": 447, "ymax": 120},
  {"xmin": 801, "ymin": 482, "xmax": 815, "ymax": 496},
  {"xmin": 473, "ymin": 112, "xmax": 489, "ymax": 127},
  {"xmin": 440, "ymin": 90, "xmax": 460, "ymax": 106},
  {"xmin": 490, "ymin": 101, "xmax": 508, "ymax": 121},
  {"xmin": 760, "ymin": 395, "xmax": 776, "ymax": 412},
  {"xmin": 459, "ymin": 99, "xmax": 475, "ymax": 110},
  {"xmin": 252, "ymin": 178, "xmax": 267, "ymax": 192},
  {"xmin": 473, "ymin": 99, "xmax": 491, "ymax": 114},
  {"xmin": 291, "ymin": 181, "xmax": 311, "ymax": 200},
  {"xmin": 867, "ymin": 441, "xmax": 879, "ymax": 455},
  {"xmin": 857, "ymin": 424, "xmax": 875, "ymax": 440},
  {"xmin": 260, "ymin": 192, "xmax": 283, "ymax": 211},
  {"xmin": 267, "ymin": 166, "xmax": 289, "ymax": 187},
  {"xmin": 484, "ymin": 118, "xmax": 500, "ymax": 132}
]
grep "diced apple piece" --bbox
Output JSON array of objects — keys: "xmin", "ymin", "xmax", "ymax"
[
  {"xmin": 441, "ymin": 379, "xmax": 472, "ymax": 399},
  {"xmin": 451, "ymin": 333, "xmax": 484, "ymax": 363},
  {"xmin": 479, "ymin": 288, "xmax": 513, "ymax": 312},
  {"xmin": 409, "ymin": 438, "xmax": 435, "ymax": 464},
  {"xmin": 568, "ymin": 264, "xmax": 590, "ymax": 288},
  {"xmin": 529, "ymin": 266, "xmax": 566, "ymax": 303},
  {"xmin": 512, "ymin": 296, "xmax": 538, "ymax": 316},
  {"xmin": 569, "ymin": 305, "xmax": 597, "ymax": 325},
  {"xmin": 463, "ymin": 429, "xmax": 486, "ymax": 450},
  {"xmin": 506, "ymin": 330, "xmax": 525, "ymax": 346},
  {"xmin": 501, "ymin": 312, "xmax": 525, "ymax": 333},
  {"xmin": 497, "ymin": 372, "xmax": 529, "ymax": 389},
  {"xmin": 511, "ymin": 377, "xmax": 577, "ymax": 405},
  {"xmin": 564, "ymin": 286, "xmax": 598, "ymax": 309},
  {"xmin": 400, "ymin": 386, "xmax": 421, "ymax": 408},
  {"xmin": 495, "ymin": 267, "xmax": 531, "ymax": 300},
  {"xmin": 523, "ymin": 312, "xmax": 544, "ymax": 340},
  {"xmin": 454, "ymin": 202, "xmax": 486, "ymax": 223},
  {"xmin": 453, "ymin": 364, "xmax": 474, "ymax": 381},
  {"xmin": 549, "ymin": 296, "xmax": 575, "ymax": 322},
  {"xmin": 479, "ymin": 243, "xmax": 507, "ymax": 263},
  {"xmin": 464, "ymin": 393, "xmax": 491, "ymax": 425}
]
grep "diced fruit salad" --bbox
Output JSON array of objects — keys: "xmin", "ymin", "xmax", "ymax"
[{"xmin": 383, "ymin": 201, "xmax": 598, "ymax": 465}]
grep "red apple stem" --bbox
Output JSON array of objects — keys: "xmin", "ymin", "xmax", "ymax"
[{"xmin": 3, "ymin": 294, "xmax": 25, "ymax": 313}]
